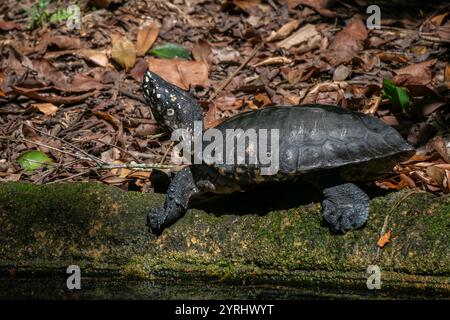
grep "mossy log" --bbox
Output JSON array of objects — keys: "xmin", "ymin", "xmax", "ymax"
[{"xmin": 0, "ymin": 182, "xmax": 449, "ymax": 297}]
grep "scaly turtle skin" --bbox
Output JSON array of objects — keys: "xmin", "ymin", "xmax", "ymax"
[{"xmin": 141, "ymin": 71, "xmax": 415, "ymax": 234}]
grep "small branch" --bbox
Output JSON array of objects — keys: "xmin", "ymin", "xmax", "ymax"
[
  {"xmin": 208, "ymin": 44, "xmax": 261, "ymax": 102},
  {"xmin": 21, "ymin": 138, "xmax": 94, "ymax": 162},
  {"xmin": 26, "ymin": 124, "xmax": 106, "ymax": 165},
  {"xmin": 47, "ymin": 169, "xmax": 92, "ymax": 184},
  {"xmin": 374, "ymin": 191, "xmax": 421, "ymax": 262},
  {"xmin": 119, "ymin": 88, "xmax": 147, "ymax": 104},
  {"xmin": 97, "ymin": 163, "xmax": 183, "ymax": 171}
]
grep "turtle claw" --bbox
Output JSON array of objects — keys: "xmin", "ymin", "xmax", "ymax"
[
  {"xmin": 147, "ymin": 207, "xmax": 166, "ymax": 235},
  {"xmin": 321, "ymin": 183, "xmax": 369, "ymax": 233}
]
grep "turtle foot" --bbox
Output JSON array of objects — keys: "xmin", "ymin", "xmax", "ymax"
[
  {"xmin": 147, "ymin": 207, "xmax": 166, "ymax": 235},
  {"xmin": 321, "ymin": 183, "xmax": 369, "ymax": 233}
]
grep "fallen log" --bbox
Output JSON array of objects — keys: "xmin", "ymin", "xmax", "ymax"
[{"xmin": 0, "ymin": 182, "xmax": 448, "ymax": 298}]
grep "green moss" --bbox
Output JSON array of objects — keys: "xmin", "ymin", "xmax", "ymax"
[{"xmin": 0, "ymin": 182, "xmax": 449, "ymax": 294}]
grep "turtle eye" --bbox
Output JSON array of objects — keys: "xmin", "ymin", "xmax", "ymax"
[{"xmin": 166, "ymin": 108, "xmax": 175, "ymax": 116}]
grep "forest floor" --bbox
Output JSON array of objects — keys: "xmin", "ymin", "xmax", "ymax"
[{"xmin": 0, "ymin": 0, "xmax": 449, "ymax": 195}]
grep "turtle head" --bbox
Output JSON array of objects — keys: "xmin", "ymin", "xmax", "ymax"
[{"xmin": 141, "ymin": 71, "xmax": 203, "ymax": 133}]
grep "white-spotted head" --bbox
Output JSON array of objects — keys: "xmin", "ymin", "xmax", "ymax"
[{"xmin": 142, "ymin": 71, "xmax": 203, "ymax": 133}]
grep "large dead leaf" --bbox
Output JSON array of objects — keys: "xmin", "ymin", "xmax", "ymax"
[
  {"xmin": 35, "ymin": 35, "xmax": 82, "ymax": 54},
  {"xmin": 277, "ymin": 23, "xmax": 321, "ymax": 52},
  {"xmin": 78, "ymin": 49, "xmax": 110, "ymax": 67},
  {"xmin": 110, "ymin": 33, "xmax": 136, "ymax": 71},
  {"xmin": 192, "ymin": 39, "xmax": 213, "ymax": 68},
  {"xmin": 147, "ymin": 57, "xmax": 209, "ymax": 90},
  {"xmin": 32, "ymin": 59, "xmax": 68, "ymax": 86},
  {"xmin": 71, "ymin": 74, "xmax": 104, "ymax": 92},
  {"xmin": 329, "ymin": 18, "xmax": 368, "ymax": 52},
  {"xmin": 129, "ymin": 58, "xmax": 149, "ymax": 82},
  {"xmin": 136, "ymin": 21, "xmax": 161, "ymax": 56},
  {"xmin": 266, "ymin": 20, "xmax": 301, "ymax": 42},
  {"xmin": 30, "ymin": 103, "xmax": 58, "ymax": 115},
  {"xmin": 394, "ymin": 59, "xmax": 437, "ymax": 85}
]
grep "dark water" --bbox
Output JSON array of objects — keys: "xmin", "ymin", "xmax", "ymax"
[{"xmin": 0, "ymin": 277, "xmax": 447, "ymax": 300}]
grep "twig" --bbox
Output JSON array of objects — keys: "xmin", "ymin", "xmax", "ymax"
[
  {"xmin": 47, "ymin": 169, "xmax": 92, "ymax": 184},
  {"xmin": 419, "ymin": 34, "xmax": 450, "ymax": 44},
  {"xmin": 119, "ymin": 88, "xmax": 147, "ymax": 104},
  {"xmin": 374, "ymin": 190, "xmax": 421, "ymax": 262},
  {"xmin": 93, "ymin": 139, "xmax": 141, "ymax": 163},
  {"xmin": 160, "ymin": 141, "xmax": 174, "ymax": 164},
  {"xmin": 26, "ymin": 124, "xmax": 106, "ymax": 165},
  {"xmin": 98, "ymin": 163, "xmax": 182, "ymax": 171},
  {"xmin": 21, "ymin": 138, "xmax": 94, "ymax": 162},
  {"xmin": 208, "ymin": 44, "xmax": 261, "ymax": 102}
]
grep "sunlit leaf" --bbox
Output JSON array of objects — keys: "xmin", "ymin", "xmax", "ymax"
[
  {"xmin": 382, "ymin": 79, "xmax": 410, "ymax": 113},
  {"xmin": 149, "ymin": 43, "xmax": 190, "ymax": 59},
  {"xmin": 17, "ymin": 150, "xmax": 54, "ymax": 172}
]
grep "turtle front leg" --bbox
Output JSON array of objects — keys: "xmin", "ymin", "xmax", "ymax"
[
  {"xmin": 147, "ymin": 167, "xmax": 200, "ymax": 235},
  {"xmin": 321, "ymin": 183, "xmax": 369, "ymax": 233}
]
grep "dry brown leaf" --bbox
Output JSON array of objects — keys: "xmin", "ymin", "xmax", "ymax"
[
  {"xmin": 394, "ymin": 59, "xmax": 437, "ymax": 85},
  {"xmin": 375, "ymin": 178, "xmax": 408, "ymax": 190},
  {"xmin": 93, "ymin": 111, "xmax": 122, "ymax": 128},
  {"xmin": 377, "ymin": 230, "xmax": 391, "ymax": 248},
  {"xmin": 253, "ymin": 56, "xmax": 292, "ymax": 67},
  {"xmin": 233, "ymin": 0, "xmax": 260, "ymax": 12},
  {"xmin": 35, "ymin": 35, "xmax": 82, "ymax": 54},
  {"xmin": 71, "ymin": 74, "xmax": 104, "ymax": 92},
  {"xmin": 110, "ymin": 160, "xmax": 131, "ymax": 178},
  {"xmin": 110, "ymin": 33, "xmax": 136, "ymax": 71},
  {"xmin": 430, "ymin": 12, "xmax": 449, "ymax": 26},
  {"xmin": 129, "ymin": 58, "xmax": 149, "ymax": 82},
  {"xmin": 287, "ymin": 0, "xmax": 333, "ymax": 9},
  {"xmin": 12, "ymin": 86, "xmax": 95, "ymax": 105},
  {"xmin": 136, "ymin": 21, "xmax": 160, "ymax": 56},
  {"xmin": 147, "ymin": 57, "xmax": 209, "ymax": 90},
  {"xmin": 78, "ymin": 48, "xmax": 110, "ymax": 67},
  {"xmin": 329, "ymin": 18, "xmax": 368, "ymax": 52},
  {"xmin": 128, "ymin": 171, "xmax": 151, "ymax": 179},
  {"xmin": 30, "ymin": 103, "xmax": 58, "ymax": 115},
  {"xmin": 277, "ymin": 23, "xmax": 321, "ymax": 51},
  {"xmin": 266, "ymin": 20, "xmax": 301, "ymax": 42},
  {"xmin": 430, "ymin": 136, "xmax": 450, "ymax": 163},
  {"xmin": 0, "ymin": 20, "xmax": 23, "ymax": 31},
  {"xmin": 427, "ymin": 166, "xmax": 446, "ymax": 187},
  {"xmin": 444, "ymin": 63, "xmax": 450, "ymax": 83},
  {"xmin": 253, "ymin": 93, "xmax": 272, "ymax": 108},
  {"xmin": 32, "ymin": 59, "xmax": 68, "ymax": 86},
  {"xmin": 332, "ymin": 64, "xmax": 351, "ymax": 81},
  {"xmin": 192, "ymin": 39, "xmax": 213, "ymax": 67}
]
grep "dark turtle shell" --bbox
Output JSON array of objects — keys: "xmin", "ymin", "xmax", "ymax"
[{"xmin": 206, "ymin": 105, "xmax": 415, "ymax": 182}]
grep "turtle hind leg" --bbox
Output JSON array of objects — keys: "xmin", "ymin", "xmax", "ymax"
[
  {"xmin": 321, "ymin": 183, "xmax": 370, "ymax": 233},
  {"xmin": 147, "ymin": 166, "xmax": 200, "ymax": 235}
]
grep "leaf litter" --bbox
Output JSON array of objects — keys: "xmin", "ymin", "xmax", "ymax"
[{"xmin": 0, "ymin": 0, "xmax": 448, "ymax": 197}]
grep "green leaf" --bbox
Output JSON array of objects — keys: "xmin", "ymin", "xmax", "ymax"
[
  {"xmin": 149, "ymin": 43, "xmax": 190, "ymax": 59},
  {"xmin": 382, "ymin": 79, "xmax": 410, "ymax": 112},
  {"xmin": 17, "ymin": 150, "xmax": 54, "ymax": 173}
]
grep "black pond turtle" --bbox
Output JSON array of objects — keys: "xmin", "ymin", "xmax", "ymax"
[{"xmin": 141, "ymin": 71, "xmax": 415, "ymax": 234}]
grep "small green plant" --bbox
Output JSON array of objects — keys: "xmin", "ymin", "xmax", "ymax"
[
  {"xmin": 28, "ymin": 0, "xmax": 76, "ymax": 30},
  {"xmin": 382, "ymin": 79, "xmax": 411, "ymax": 113},
  {"xmin": 29, "ymin": 0, "xmax": 51, "ymax": 30}
]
